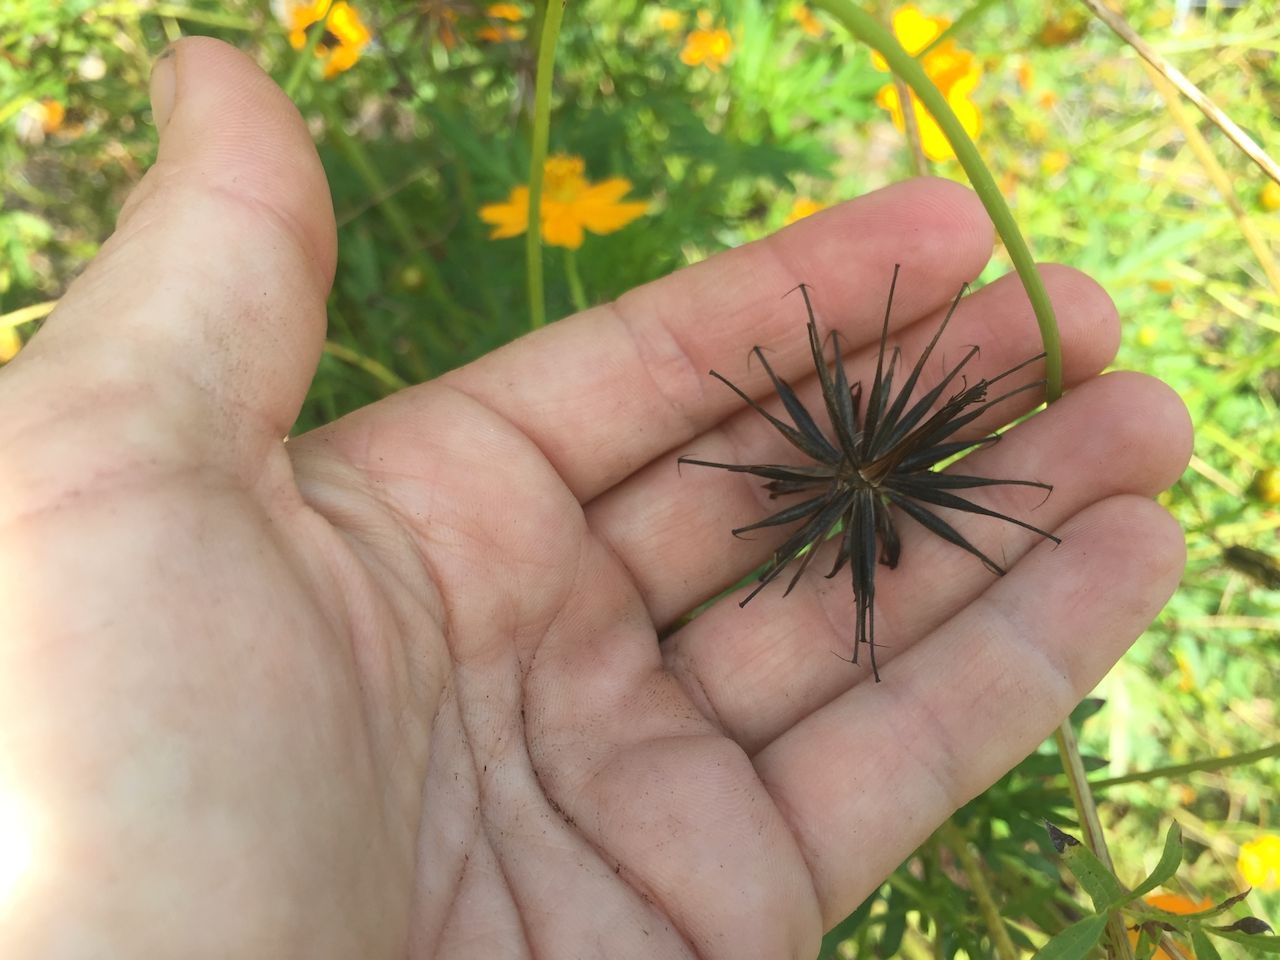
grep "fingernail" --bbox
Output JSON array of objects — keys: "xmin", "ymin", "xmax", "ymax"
[{"xmin": 150, "ymin": 45, "xmax": 178, "ymax": 133}]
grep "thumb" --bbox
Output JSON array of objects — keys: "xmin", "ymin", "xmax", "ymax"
[{"xmin": 11, "ymin": 37, "xmax": 336, "ymax": 457}]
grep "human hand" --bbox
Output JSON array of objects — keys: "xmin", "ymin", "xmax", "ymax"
[{"xmin": 0, "ymin": 38, "xmax": 1191, "ymax": 958}]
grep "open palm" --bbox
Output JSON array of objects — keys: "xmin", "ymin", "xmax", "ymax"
[{"xmin": 0, "ymin": 39, "xmax": 1191, "ymax": 959}]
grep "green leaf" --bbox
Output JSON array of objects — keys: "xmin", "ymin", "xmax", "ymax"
[
  {"xmin": 1031, "ymin": 914, "xmax": 1109, "ymax": 960},
  {"xmin": 1204, "ymin": 929, "xmax": 1280, "ymax": 953},
  {"xmin": 1191, "ymin": 924, "xmax": 1224, "ymax": 960},
  {"xmin": 1045, "ymin": 822, "xmax": 1128, "ymax": 911},
  {"xmin": 1127, "ymin": 822, "xmax": 1184, "ymax": 902}
]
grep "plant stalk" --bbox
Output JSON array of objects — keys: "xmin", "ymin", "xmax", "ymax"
[
  {"xmin": 810, "ymin": 0, "xmax": 1063, "ymax": 401},
  {"xmin": 526, "ymin": 0, "xmax": 566, "ymax": 329}
]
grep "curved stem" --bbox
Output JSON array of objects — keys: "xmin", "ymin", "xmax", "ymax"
[
  {"xmin": 526, "ymin": 0, "xmax": 566, "ymax": 330},
  {"xmin": 810, "ymin": 0, "xmax": 1063, "ymax": 401}
]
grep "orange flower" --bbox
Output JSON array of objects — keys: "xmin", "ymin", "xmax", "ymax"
[
  {"xmin": 1130, "ymin": 893, "xmax": 1213, "ymax": 959},
  {"xmin": 871, "ymin": 5, "xmax": 982, "ymax": 161},
  {"xmin": 681, "ymin": 12, "xmax": 733, "ymax": 72},
  {"xmin": 791, "ymin": 4, "xmax": 824, "ymax": 37},
  {"xmin": 37, "ymin": 99, "xmax": 65, "ymax": 134},
  {"xmin": 478, "ymin": 154, "xmax": 649, "ymax": 250},
  {"xmin": 278, "ymin": 0, "xmax": 372, "ymax": 78},
  {"xmin": 478, "ymin": 3, "xmax": 525, "ymax": 42}
]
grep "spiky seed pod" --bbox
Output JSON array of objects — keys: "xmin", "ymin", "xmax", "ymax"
[{"xmin": 680, "ymin": 267, "xmax": 1061, "ymax": 681}]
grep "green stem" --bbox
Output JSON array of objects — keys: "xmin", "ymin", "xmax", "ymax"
[
  {"xmin": 322, "ymin": 339, "xmax": 408, "ymax": 392},
  {"xmin": 527, "ymin": 0, "xmax": 566, "ymax": 329},
  {"xmin": 564, "ymin": 248, "xmax": 587, "ymax": 312},
  {"xmin": 1088, "ymin": 742, "xmax": 1280, "ymax": 789},
  {"xmin": 938, "ymin": 820, "xmax": 1019, "ymax": 960},
  {"xmin": 283, "ymin": 1, "xmax": 331, "ymax": 101},
  {"xmin": 1056, "ymin": 722, "xmax": 1134, "ymax": 960},
  {"xmin": 810, "ymin": 0, "xmax": 1063, "ymax": 402}
]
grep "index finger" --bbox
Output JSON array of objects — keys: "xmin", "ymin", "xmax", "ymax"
[{"xmin": 440, "ymin": 178, "xmax": 994, "ymax": 502}]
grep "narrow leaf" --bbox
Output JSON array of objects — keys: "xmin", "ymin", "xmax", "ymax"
[
  {"xmin": 1191, "ymin": 925, "xmax": 1224, "ymax": 960},
  {"xmin": 1044, "ymin": 821, "xmax": 1129, "ymax": 911},
  {"xmin": 1203, "ymin": 929, "xmax": 1280, "ymax": 953},
  {"xmin": 1127, "ymin": 822, "xmax": 1184, "ymax": 902},
  {"xmin": 1031, "ymin": 914, "xmax": 1109, "ymax": 960}
]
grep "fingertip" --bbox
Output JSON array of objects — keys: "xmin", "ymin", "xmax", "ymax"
[{"xmin": 133, "ymin": 36, "xmax": 336, "ymax": 282}]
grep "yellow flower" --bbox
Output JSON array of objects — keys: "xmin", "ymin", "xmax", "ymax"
[
  {"xmin": 792, "ymin": 4, "xmax": 824, "ymax": 37},
  {"xmin": 784, "ymin": 197, "xmax": 826, "ymax": 225},
  {"xmin": 478, "ymin": 154, "xmax": 649, "ymax": 250},
  {"xmin": 1172, "ymin": 648, "xmax": 1193, "ymax": 690},
  {"xmin": 1040, "ymin": 149, "xmax": 1069, "ymax": 176},
  {"xmin": 0, "ymin": 327, "xmax": 21, "ymax": 364},
  {"xmin": 486, "ymin": 3, "xmax": 523, "ymax": 19},
  {"xmin": 874, "ymin": 64, "xmax": 981, "ymax": 162},
  {"xmin": 656, "ymin": 9, "xmax": 687, "ymax": 32},
  {"xmin": 1239, "ymin": 835, "xmax": 1280, "ymax": 891},
  {"xmin": 681, "ymin": 13, "xmax": 733, "ymax": 72},
  {"xmin": 1252, "ymin": 467, "xmax": 1280, "ymax": 505},
  {"xmin": 279, "ymin": 0, "xmax": 372, "ymax": 78},
  {"xmin": 870, "ymin": 5, "xmax": 947, "ymax": 70},
  {"xmin": 870, "ymin": 5, "xmax": 982, "ymax": 161},
  {"xmin": 1261, "ymin": 181, "xmax": 1280, "ymax": 211}
]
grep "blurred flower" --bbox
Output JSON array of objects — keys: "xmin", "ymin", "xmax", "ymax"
[
  {"xmin": 1173, "ymin": 648, "xmax": 1193, "ymax": 690},
  {"xmin": 656, "ymin": 9, "xmax": 686, "ymax": 32},
  {"xmin": 1261, "ymin": 181, "xmax": 1280, "ymax": 211},
  {"xmin": 37, "ymin": 99, "xmax": 65, "ymax": 134},
  {"xmin": 871, "ymin": 5, "xmax": 981, "ymax": 162},
  {"xmin": 1040, "ymin": 150, "xmax": 1069, "ymax": 176},
  {"xmin": 478, "ymin": 154, "xmax": 649, "ymax": 250},
  {"xmin": 1129, "ymin": 893, "xmax": 1213, "ymax": 959},
  {"xmin": 1036, "ymin": 10, "xmax": 1089, "ymax": 47},
  {"xmin": 1015, "ymin": 61, "xmax": 1034, "ymax": 91},
  {"xmin": 791, "ymin": 4, "xmax": 824, "ymax": 37},
  {"xmin": 427, "ymin": 6, "xmax": 460, "ymax": 50},
  {"xmin": 77, "ymin": 52, "xmax": 106, "ymax": 81},
  {"xmin": 870, "ymin": 5, "xmax": 946, "ymax": 71},
  {"xmin": 0, "ymin": 328, "xmax": 20, "ymax": 364},
  {"xmin": 1239, "ymin": 835, "xmax": 1280, "ymax": 891},
  {"xmin": 278, "ymin": 0, "xmax": 372, "ymax": 78},
  {"xmin": 15, "ymin": 99, "xmax": 66, "ymax": 145},
  {"xmin": 1146, "ymin": 892, "xmax": 1213, "ymax": 913},
  {"xmin": 478, "ymin": 3, "xmax": 526, "ymax": 43},
  {"xmin": 783, "ymin": 197, "xmax": 826, "ymax": 225},
  {"xmin": 681, "ymin": 12, "xmax": 733, "ymax": 72},
  {"xmin": 1252, "ymin": 467, "xmax": 1280, "ymax": 505}
]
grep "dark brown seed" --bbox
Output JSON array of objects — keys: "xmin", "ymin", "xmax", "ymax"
[{"xmin": 679, "ymin": 266, "xmax": 1061, "ymax": 681}]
